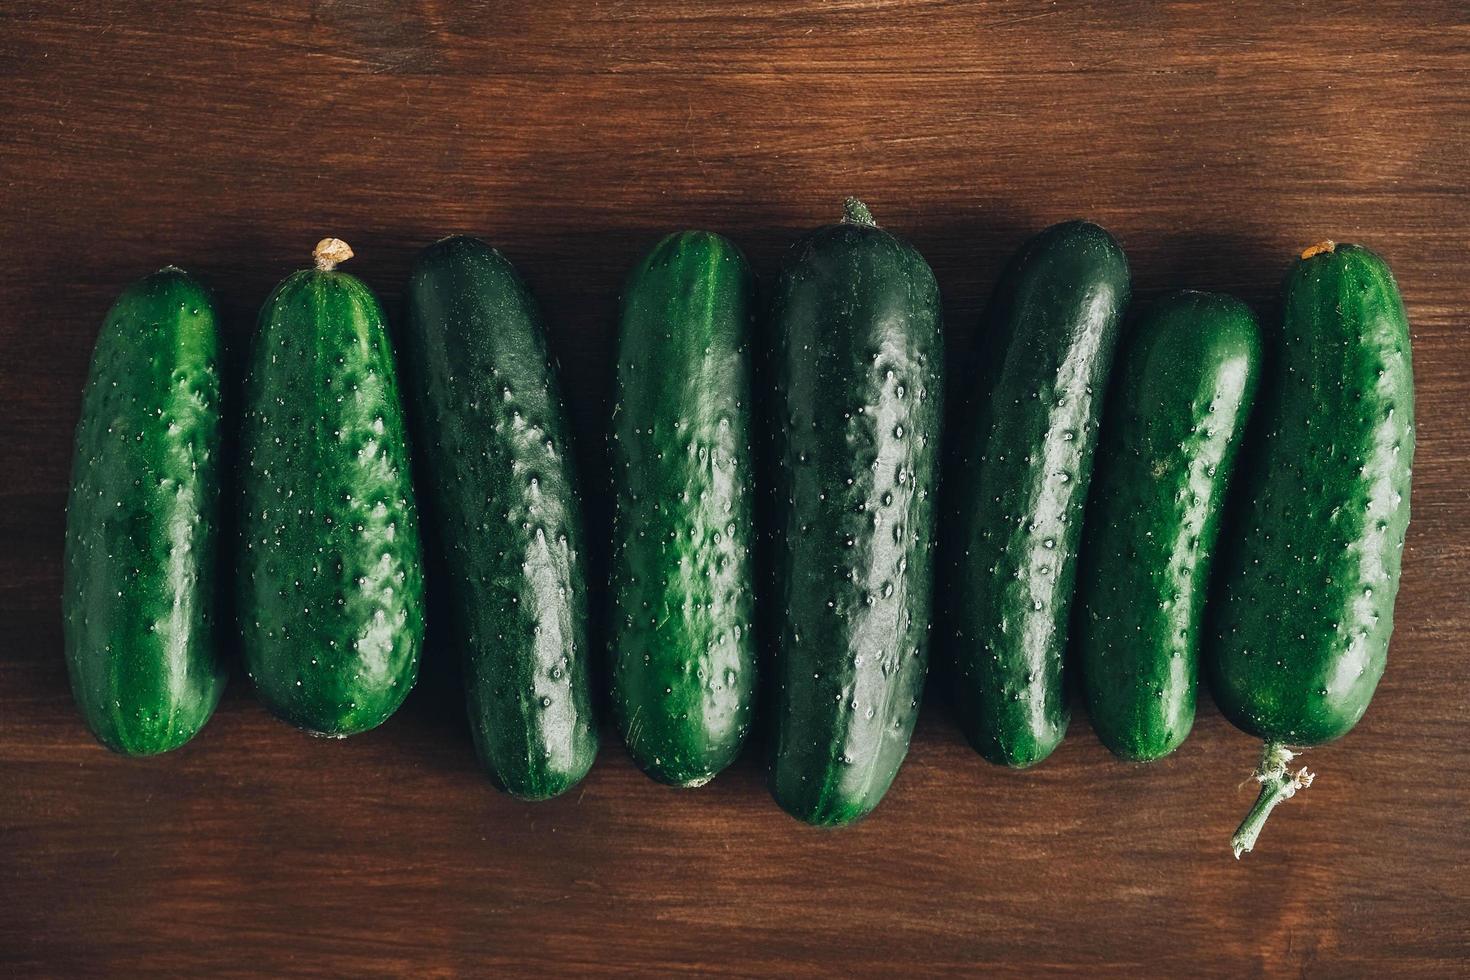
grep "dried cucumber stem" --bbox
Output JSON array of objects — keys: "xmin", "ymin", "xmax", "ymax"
[
  {"xmin": 1300, "ymin": 240, "xmax": 1336, "ymax": 260},
  {"xmin": 314, "ymin": 238, "xmax": 354, "ymax": 271},
  {"xmin": 1231, "ymin": 742, "xmax": 1315, "ymax": 859}
]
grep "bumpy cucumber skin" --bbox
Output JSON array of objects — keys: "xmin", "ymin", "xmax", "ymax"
[
  {"xmin": 238, "ymin": 266, "xmax": 424, "ymax": 737},
  {"xmin": 948, "ymin": 221, "xmax": 1130, "ymax": 769},
  {"xmin": 768, "ymin": 204, "xmax": 944, "ymax": 826},
  {"xmin": 403, "ymin": 236, "xmax": 597, "ymax": 800},
  {"xmin": 1077, "ymin": 291, "xmax": 1261, "ymax": 762},
  {"xmin": 1209, "ymin": 245, "xmax": 1413, "ymax": 745},
  {"xmin": 63, "ymin": 269, "xmax": 225, "ymax": 755},
  {"xmin": 610, "ymin": 232, "xmax": 758, "ymax": 787}
]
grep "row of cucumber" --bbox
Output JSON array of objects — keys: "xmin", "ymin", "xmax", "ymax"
[{"xmin": 64, "ymin": 201, "xmax": 1413, "ymax": 855}]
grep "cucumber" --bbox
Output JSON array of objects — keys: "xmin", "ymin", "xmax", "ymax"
[
  {"xmin": 403, "ymin": 235, "xmax": 597, "ymax": 799},
  {"xmin": 768, "ymin": 198, "xmax": 944, "ymax": 826},
  {"xmin": 238, "ymin": 239, "xmax": 424, "ymax": 736},
  {"xmin": 1209, "ymin": 242, "xmax": 1414, "ymax": 857},
  {"xmin": 62, "ymin": 268, "xmax": 226, "ymax": 755},
  {"xmin": 947, "ymin": 221, "xmax": 1130, "ymax": 768},
  {"xmin": 610, "ymin": 231, "xmax": 758, "ymax": 787},
  {"xmin": 1076, "ymin": 291, "xmax": 1262, "ymax": 762}
]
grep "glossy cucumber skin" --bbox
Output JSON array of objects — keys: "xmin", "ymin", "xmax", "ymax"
[
  {"xmin": 768, "ymin": 203, "xmax": 944, "ymax": 826},
  {"xmin": 238, "ymin": 265, "xmax": 424, "ymax": 736},
  {"xmin": 1209, "ymin": 245, "xmax": 1413, "ymax": 745},
  {"xmin": 63, "ymin": 268, "xmax": 226, "ymax": 755},
  {"xmin": 403, "ymin": 236, "xmax": 597, "ymax": 799},
  {"xmin": 948, "ymin": 221, "xmax": 1130, "ymax": 768},
  {"xmin": 610, "ymin": 232, "xmax": 757, "ymax": 787},
  {"xmin": 1077, "ymin": 291, "xmax": 1261, "ymax": 762}
]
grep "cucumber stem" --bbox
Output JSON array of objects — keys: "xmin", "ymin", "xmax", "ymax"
[
  {"xmin": 1231, "ymin": 742, "xmax": 1314, "ymax": 859},
  {"xmin": 1300, "ymin": 240, "xmax": 1336, "ymax": 260},
  {"xmin": 842, "ymin": 197, "xmax": 876, "ymax": 227},
  {"xmin": 313, "ymin": 238, "xmax": 354, "ymax": 271}
]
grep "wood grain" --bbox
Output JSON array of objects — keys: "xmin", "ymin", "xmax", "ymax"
[{"xmin": 2, "ymin": 2, "xmax": 1468, "ymax": 976}]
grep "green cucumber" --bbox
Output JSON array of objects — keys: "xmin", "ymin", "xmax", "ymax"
[
  {"xmin": 403, "ymin": 235, "xmax": 597, "ymax": 799},
  {"xmin": 62, "ymin": 268, "xmax": 226, "ymax": 755},
  {"xmin": 1209, "ymin": 241, "xmax": 1414, "ymax": 857},
  {"xmin": 768, "ymin": 198, "xmax": 944, "ymax": 826},
  {"xmin": 1076, "ymin": 291, "xmax": 1262, "ymax": 762},
  {"xmin": 238, "ymin": 239, "xmax": 424, "ymax": 736},
  {"xmin": 610, "ymin": 231, "xmax": 758, "ymax": 787},
  {"xmin": 947, "ymin": 220, "xmax": 1130, "ymax": 768}
]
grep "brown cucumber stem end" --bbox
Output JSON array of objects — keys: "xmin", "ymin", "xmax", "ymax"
[
  {"xmin": 314, "ymin": 238, "xmax": 354, "ymax": 272},
  {"xmin": 1300, "ymin": 240, "xmax": 1336, "ymax": 260}
]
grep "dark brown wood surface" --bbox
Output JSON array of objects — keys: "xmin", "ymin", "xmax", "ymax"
[{"xmin": 3, "ymin": 2, "xmax": 1468, "ymax": 976}]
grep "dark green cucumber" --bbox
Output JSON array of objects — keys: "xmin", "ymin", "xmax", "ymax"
[
  {"xmin": 1209, "ymin": 242, "xmax": 1414, "ymax": 856},
  {"xmin": 610, "ymin": 231, "xmax": 758, "ymax": 787},
  {"xmin": 947, "ymin": 221, "xmax": 1130, "ymax": 768},
  {"xmin": 238, "ymin": 239, "xmax": 424, "ymax": 736},
  {"xmin": 1076, "ymin": 291, "xmax": 1262, "ymax": 762},
  {"xmin": 403, "ymin": 235, "xmax": 597, "ymax": 799},
  {"xmin": 62, "ymin": 268, "xmax": 225, "ymax": 755},
  {"xmin": 768, "ymin": 198, "xmax": 944, "ymax": 826}
]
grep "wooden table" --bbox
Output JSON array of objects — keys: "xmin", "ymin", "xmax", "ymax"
[{"xmin": 4, "ymin": 3, "xmax": 1467, "ymax": 975}]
